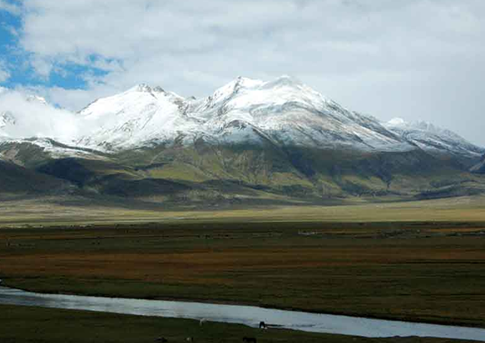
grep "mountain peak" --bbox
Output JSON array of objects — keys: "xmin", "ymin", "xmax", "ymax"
[
  {"xmin": 384, "ymin": 118, "xmax": 483, "ymax": 157},
  {"xmin": 153, "ymin": 86, "xmax": 165, "ymax": 93},
  {"xmin": 267, "ymin": 74, "xmax": 302, "ymax": 86},
  {"xmin": 127, "ymin": 84, "xmax": 153, "ymax": 93},
  {"xmin": 387, "ymin": 118, "xmax": 447, "ymax": 135},
  {"xmin": 228, "ymin": 76, "xmax": 265, "ymax": 90},
  {"xmin": 387, "ymin": 118, "xmax": 406, "ymax": 126},
  {"xmin": 26, "ymin": 95, "xmax": 48, "ymax": 106}
]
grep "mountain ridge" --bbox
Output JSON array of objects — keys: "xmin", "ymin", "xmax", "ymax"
[
  {"xmin": 0, "ymin": 76, "xmax": 484, "ymax": 204},
  {"xmin": 0, "ymin": 76, "xmax": 482, "ymax": 158}
]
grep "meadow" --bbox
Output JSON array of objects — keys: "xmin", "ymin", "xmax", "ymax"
[
  {"xmin": 1, "ymin": 196, "xmax": 484, "ymax": 342},
  {"xmin": 1, "ymin": 220, "xmax": 484, "ymax": 328}
]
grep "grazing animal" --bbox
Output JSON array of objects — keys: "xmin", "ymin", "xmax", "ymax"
[
  {"xmin": 186, "ymin": 337, "xmax": 194, "ymax": 342},
  {"xmin": 259, "ymin": 321, "xmax": 267, "ymax": 329},
  {"xmin": 242, "ymin": 337, "xmax": 257, "ymax": 343},
  {"xmin": 199, "ymin": 318, "xmax": 206, "ymax": 327},
  {"xmin": 155, "ymin": 337, "xmax": 168, "ymax": 343}
]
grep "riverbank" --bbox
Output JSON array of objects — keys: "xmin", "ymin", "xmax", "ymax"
[
  {"xmin": 3, "ymin": 286, "xmax": 485, "ymax": 341},
  {"xmin": 1, "ymin": 304, "xmax": 479, "ymax": 343}
]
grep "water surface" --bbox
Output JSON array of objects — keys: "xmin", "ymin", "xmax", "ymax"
[{"xmin": 1, "ymin": 287, "xmax": 484, "ymax": 341}]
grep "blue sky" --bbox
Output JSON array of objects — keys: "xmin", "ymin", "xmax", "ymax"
[
  {"xmin": 0, "ymin": 0, "xmax": 484, "ymax": 146},
  {"xmin": 0, "ymin": 3, "xmax": 23, "ymax": 86},
  {"xmin": 0, "ymin": 1, "xmax": 107, "ymax": 90}
]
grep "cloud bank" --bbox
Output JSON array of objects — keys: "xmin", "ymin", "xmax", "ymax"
[
  {"xmin": 0, "ymin": 90, "xmax": 79, "ymax": 141},
  {"xmin": 2, "ymin": 0, "xmax": 485, "ymax": 145}
]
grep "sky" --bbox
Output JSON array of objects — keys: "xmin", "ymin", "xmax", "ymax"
[{"xmin": 0, "ymin": 0, "xmax": 484, "ymax": 146}]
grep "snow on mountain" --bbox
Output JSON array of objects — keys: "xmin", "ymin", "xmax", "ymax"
[
  {"xmin": 385, "ymin": 118, "xmax": 484, "ymax": 157},
  {"xmin": 197, "ymin": 76, "xmax": 414, "ymax": 151},
  {"xmin": 76, "ymin": 84, "xmax": 200, "ymax": 149},
  {"xmin": 471, "ymin": 154, "xmax": 485, "ymax": 174},
  {"xmin": 77, "ymin": 76, "xmax": 414, "ymax": 152},
  {"xmin": 0, "ymin": 111, "xmax": 16, "ymax": 130},
  {"xmin": 0, "ymin": 77, "xmax": 483, "ymax": 160},
  {"xmin": 26, "ymin": 95, "xmax": 49, "ymax": 106}
]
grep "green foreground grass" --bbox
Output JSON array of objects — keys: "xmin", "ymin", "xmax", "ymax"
[
  {"xmin": 0, "ymin": 304, "xmax": 474, "ymax": 343},
  {"xmin": 1, "ymin": 194, "xmax": 485, "ymax": 227}
]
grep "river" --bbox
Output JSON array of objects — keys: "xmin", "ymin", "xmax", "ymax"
[{"xmin": 0, "ymin": 287, "xmax": 484, "ymax": 341}]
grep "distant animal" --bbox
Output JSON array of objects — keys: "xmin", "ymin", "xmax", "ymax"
[
  {"xmin": 199, "ymin": 318, "xmax": 206, "ymax": 326},
  {"xmin": 259, "ymin": 321, "xmax": 267, "ymax": 329},
  {"xmin": 242, "ymin": 337, "xmax": 257, "ymax": 343},
  {"xmin": 155, "ymin": 337, "xmax": 168, "ymax": 343},
  {"xmin": 186, "ymin": 337, "xmax": 194, "ymax": 342}
]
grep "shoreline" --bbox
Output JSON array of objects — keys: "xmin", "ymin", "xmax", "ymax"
[{"xmin": 3, "ymin": 283, "xmax": 485, "ymax": 331}]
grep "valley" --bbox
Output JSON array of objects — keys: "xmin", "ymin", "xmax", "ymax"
[{"xmin": 1, "ymin": 78, "xmax": 485, "ymax": 342}]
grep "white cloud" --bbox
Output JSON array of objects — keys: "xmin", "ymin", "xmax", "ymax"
[
  {"xmin": 0, "ymin": 0, "xmax": 21, "ymax": 15},
  {"xmin": 0, "ymin": 61, "xmax": 11, "ymax": 83},
  {"xmin": 0, "ymin": 90, "xmax": 79, "ymax": 141},
  {"xmin": 8, "ymin": 0, "xmax": 485, "ymax": 146}
]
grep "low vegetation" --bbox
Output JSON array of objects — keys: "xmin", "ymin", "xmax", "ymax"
[{"xmin": 1, "ymin": 220, "xmax": 484, "ymax": 328}]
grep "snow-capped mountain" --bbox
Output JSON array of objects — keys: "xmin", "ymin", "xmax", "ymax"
[
  {"xmin": 385, "ymin": 118, "xmax": 483, "ymax": 158},
  {"xmin": 76, "ymin": 84, "xmax": 199, "ymax": 149},
  {"xmin": 0, "ymin": 111, "xmax": 16, "ymax": 129},
  {"xmin": 76, "ymin": 76, "xmax": 414, "ymax": 152},
  {"xmin": 0, "ymin": 76, "xmax": 483, "ymax": 159},
  {"xmin": 1, "ymin": 77, "xmax": 484, "ymax": 202}
]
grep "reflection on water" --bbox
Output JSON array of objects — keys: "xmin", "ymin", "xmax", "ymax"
[{"xmin": 0, "ymin": 287, "xmax": 484, "ymax": 341}]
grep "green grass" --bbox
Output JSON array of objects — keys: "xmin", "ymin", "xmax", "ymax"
[{"xmin": 2, "ymin": 194, "xmax": 485, "ymax": 227}]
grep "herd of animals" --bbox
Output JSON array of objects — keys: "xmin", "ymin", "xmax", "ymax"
[{"xmin": 155, "ymin": 321, "xmax": 267, "ymax": 343}]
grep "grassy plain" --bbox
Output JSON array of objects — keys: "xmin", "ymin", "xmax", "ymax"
[
  {"xmin": 1, "ymin": 194, "xmax": 485, "ymax": 227},
  {"xmin": 1, "ymin": 195, "xmax": 485, "ymax": 343},
  {"xmin": 1, "ymin": 219, "xmax": 484, "ymax": 328}
]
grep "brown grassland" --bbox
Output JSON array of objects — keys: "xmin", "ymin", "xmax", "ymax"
[
  {"xmin": 1, "ymin": 196, "xmax": 485, "ymax": 342},
  {"xmin": 1, "ymin": 221, "xmax": 484, "ymax": 328}
]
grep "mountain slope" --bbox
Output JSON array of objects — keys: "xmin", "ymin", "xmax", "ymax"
[
  {"xmin": 385, "ymin": 118, "xmax": 483, "ymax": 160},
  {"xmin": 75, "ymin": 76, "xmax": 483, "ymax": 164},
  {"xmin": 76, "ymin": 84, "xmax": 197, "ymax": 150},
  {"xmin": 0, "ymin": 77, "xmax": 484, "ymax": 204},
  {"xmin": 76, "ymin": 76, "xmax": 415, "ymax": 153},
  {"xmin": 471, "ymin": 155, "xmax": 485, "ymax": 174},
  {"xmin": 0, "ymin": 160, "xmax": 72, "ymax": 196}
]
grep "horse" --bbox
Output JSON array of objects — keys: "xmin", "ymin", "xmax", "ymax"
[
  {"xmin": 259, "ymin": 321, "xmax": 267, "ymax": 329},
  {"xmin": 242, "ymin": 337, "xmax": 257, "ymax": 343}
]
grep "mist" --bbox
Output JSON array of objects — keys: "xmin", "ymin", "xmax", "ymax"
[{"xmin": 0, "ymin": 90, "xmax": 80, "ymax": 143}]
